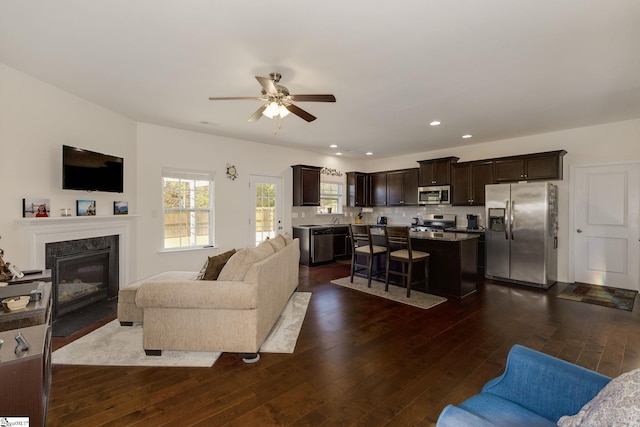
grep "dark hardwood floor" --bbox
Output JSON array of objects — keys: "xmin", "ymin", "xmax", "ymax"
[{"xmin": 48, "ymin": 262, "xmax": 640, "ymax": 426}]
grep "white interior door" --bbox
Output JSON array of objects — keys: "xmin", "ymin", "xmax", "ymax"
[
  {"xmin": 248, "ymin": 175, "xmax": 283, "ymax": 247},
  {"xmin": 572, "ymin": 163, "xmax": 640, "ymax": 290}
]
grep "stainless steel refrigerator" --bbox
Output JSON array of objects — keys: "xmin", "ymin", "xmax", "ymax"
[{"xmin": 485, "ymin": 182, "xmax": 558, "ymax": 288}]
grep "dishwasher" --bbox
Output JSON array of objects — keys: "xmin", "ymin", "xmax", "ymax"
[{"xmin": 311, "ymin": 227, "xmax": 334, "ymax": 264}]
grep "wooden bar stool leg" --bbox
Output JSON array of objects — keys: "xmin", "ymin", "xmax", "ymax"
[
  {"xmin": 367, "ymin": 254, "xmax": 374, "ymax": 287},
  {"xmin": 407, "ymin": 262, "xmax": 412, "ymax": 298},
  {"xmin": 385, "ymin": 256, "xmax": 390, "ymax": 292}
]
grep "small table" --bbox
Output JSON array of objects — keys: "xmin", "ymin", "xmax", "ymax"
[
  {"xmin": 6, "ymin": 269, "xmax": 52, "ymax": 285},
  {"xmin": 0, "ymin": 282, "xmax": 52, "ymax": 332}
]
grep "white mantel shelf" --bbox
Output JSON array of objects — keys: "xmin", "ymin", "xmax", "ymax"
[{"xmin": 16, "ymin": 215, "xmax": 139, "ymax": 227}]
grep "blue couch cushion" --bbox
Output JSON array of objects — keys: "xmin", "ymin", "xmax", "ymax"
[{"xmin": 459, "ymin": 394, "xmax": 557, "ymax": 427}]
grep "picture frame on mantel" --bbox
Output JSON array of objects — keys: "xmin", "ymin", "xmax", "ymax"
[
  {"xmin": 76, "ymin": 199, "xmax": 96, "ymax": 216},
  {"xmin": 23, "ymin": 198, "xmax": 50, "ymax": 218},
  {"xmin": 113, "ymin": 201, "xmax": 128, "ymax": 215}
]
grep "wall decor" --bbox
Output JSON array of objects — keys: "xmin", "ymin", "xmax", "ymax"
[
  {"xmin": 113, "ymin": 201, "xmax": 128, "ymax": 215},
  {"xmin": 76, "ymin": 200, "xmax": 96, "ymax": 216},
  {"xmin": 226, "ymin": 163, "xmax": 238, "ymax": 180},
  {"xmin": 321, "ymin": 167, "xmax": 342, "ymax": 177},
  {"xmin": 22, "ymin": 198, "xmax": 50, "ymax": 218}
]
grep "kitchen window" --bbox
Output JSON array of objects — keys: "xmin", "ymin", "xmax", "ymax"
[
  {"xmin": 162, "ymin": 168, "xmax": 214, "ymax": 250},
  {"xmin": 318, "ymin": 182, "xmax": 343, "ymax": 214}
]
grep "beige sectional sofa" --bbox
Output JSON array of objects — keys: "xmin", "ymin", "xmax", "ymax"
[{"xmin": 117, "ymin": 234, "xmax": 300, "ymax": 360}]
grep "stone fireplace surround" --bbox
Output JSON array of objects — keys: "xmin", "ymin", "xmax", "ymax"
[{"xmin": 17, "ymin": 216, "xmax": 134, "ymax": 295}]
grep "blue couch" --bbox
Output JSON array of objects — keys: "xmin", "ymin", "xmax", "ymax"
[{"xmin": 436, "ymin": 345, "xmax": 612, "ymax": 427}]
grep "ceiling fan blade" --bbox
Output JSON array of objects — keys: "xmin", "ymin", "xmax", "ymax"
[
  {"xmin": 209, "ymin": 96, "xmax": 262, "ymax": 101},
  {"xmin": 284, "ymin": 104, "xmax": 317, "ymax": 122},
  {"xmin": 248, "ymin": 105, "xmax": 267, "ymax": 122},
  {"xmin": 289, "ymin": 94, "xmax": 336, "ymax": 102},
  {"xmin": 255, "ymin": 76, "xmax": 278, "ymax": 95}
]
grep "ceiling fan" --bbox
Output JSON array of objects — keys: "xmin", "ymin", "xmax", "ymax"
[{"xmin": 208, "ymin": 72, "xmax": 336, "ymax": 126}]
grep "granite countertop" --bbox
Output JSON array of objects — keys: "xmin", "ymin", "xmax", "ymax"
[
  {"xmin": 445, "ymin": 227, "xmax": 486, "ymax": 234},
  {"xmin": 369, "ymin": 227, "xmax": 479, "ymax": 242}
]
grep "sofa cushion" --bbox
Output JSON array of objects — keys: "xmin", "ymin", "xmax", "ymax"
[
  {"xmin": 266, "ymin": 234, "xmax": 286, "ymax": 251},
  {"xmin": 282, "ymin": 232, "xmax": 294, "ymax": 245},
  {"xmin": 218, "ymin": 240, "xmax": 275, "ymax": 281},
  {"xmin": 557, "ymin": 368, "xmax": 640, "ymax": 427},
  {"xmin": 200, "ymin": 249, "xmax": 236, "ymax": 280}
]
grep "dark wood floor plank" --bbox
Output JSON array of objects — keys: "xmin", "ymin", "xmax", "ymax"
[{"xmin": 46, "ymin": 263, "xmax": 640, "ymax": 426}]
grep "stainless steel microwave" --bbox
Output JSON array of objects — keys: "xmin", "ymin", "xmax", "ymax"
[{"xmin": 418, "ymin": 185, "xmax": 451, "ymax": 205}]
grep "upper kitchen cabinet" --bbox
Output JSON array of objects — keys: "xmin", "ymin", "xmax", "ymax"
[
  {"xmin": 387, "ymin": 168, "xmax": 419, "ymax": 206},
  {"xmin": 292, "ymin": 165, "xmax": 322, "ymax": 206},
  {"xmin": 369, "ymin": 171, "xmax": 388, "ymax": 206},
  {"xmin": 493, "ymin": 150, "xmax": 567, "ymax": 182},
  {"xmin": 418, "ymin": 157, "xmax": 459, "ymax": 186},
  {"xmin": 346, "ymin": 171, "xmax": 369, "ymax": 207},
  {"xmin": 451, "ymin": 160, "xmax": 494, "ymax": 206}
]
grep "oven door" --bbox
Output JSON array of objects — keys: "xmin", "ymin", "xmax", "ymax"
[{"xmin": 418, "ymin": 186, "xmax": 451, "ymax": 205}]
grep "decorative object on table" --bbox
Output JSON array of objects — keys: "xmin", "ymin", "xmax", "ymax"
[
  {"xmin": 113, "ymin": 201, "xmax": 128, "ymax": 215},
  {"xmin": 557, "ymin": 283, "xmax": 637, "ymax": 311},
  {"xmin": 76, "ymin": 199, "xmax": 96, "ymax": 216},
  {"xmin": 22, "ymin": 198, "xmax": 50, "ymax": 218},
  {"xmin": 2, "ymin": 295, "xmax": 31, "ymax": 312},
  {"xmin": 0, "ymin": 248, "xmax": 14, "ymax": 282},
  {"xmin": 60, "ymin": 208, "xmax": 72, "ymax": 217},
  {"xmin": 226, "ymin": 163, "xmax": 238, "ymax": 180}
]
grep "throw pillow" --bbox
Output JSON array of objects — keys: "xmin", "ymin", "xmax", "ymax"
[
  {"xmin": 200, "ymin": 249, "xmax": 236, "ymax": 280},
  {"xmin": 282, "ymin": 232, "xmax": 294, "ymax": 245},
  {"xmin": 266, "ymin": 234, "xmax": 286, "ymax": 251},
  {"xmin": 557, "ymin": 368, "xmax": 640, "ymax": 427},
  {"xmin": 218, "ymin": 241, "xmax": 275, "ymax": 281}
]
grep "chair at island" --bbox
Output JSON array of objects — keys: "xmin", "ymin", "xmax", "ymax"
[
  {"xmin": 384, "ymin": 226, "xmax": 429, "ymax": 297},
  {"xmin": 348, "ymin": 224, "xmax": 386, "ymax": 286}
]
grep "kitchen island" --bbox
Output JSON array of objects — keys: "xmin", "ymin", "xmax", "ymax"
[{"xmin": 370, "ymin": 228, "xmax": 479, "ymax": 299}]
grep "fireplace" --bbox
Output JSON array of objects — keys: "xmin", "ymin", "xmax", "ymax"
[{"xmin": 45, "ymin": 235, "xmax": 119, "ymax": 319}]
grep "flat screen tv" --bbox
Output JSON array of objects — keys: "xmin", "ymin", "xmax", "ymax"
[{"xmin": 62, "ymin": 145, "xmax": 124, "ymax": 193}]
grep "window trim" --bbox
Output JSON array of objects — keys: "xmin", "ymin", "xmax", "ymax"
[{"xmin": 161, "ymin": 167, "xmax": 215, "ymax": 251}]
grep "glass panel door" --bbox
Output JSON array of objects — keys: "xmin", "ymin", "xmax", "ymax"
[{"xmin": 249, "ymin": 175, "xmax": 283, "ymax": 247}]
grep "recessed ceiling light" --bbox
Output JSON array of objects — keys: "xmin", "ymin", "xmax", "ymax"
[
  {"xmin": 336, "ymin": 152, "xmax": 343, "ymax": 156},
  {"xmin": 366, "ymin": 152, "xmax": 373, "ymax": 156},
  {"xmin": 462, "ymin": 134, "xmax": 473, "ymax": 139},
  {"xmin": 430, "ymin": 121, "xmax": 441, "ymax": 126},
  {"xmin": 329, "ymin": 144, "xmax": 338, "ymax": 148}
]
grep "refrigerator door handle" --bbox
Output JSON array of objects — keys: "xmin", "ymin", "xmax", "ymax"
[
  {"xmin": 510, "ymin": 201, "xmax": 515, "ymax": 240},
  {"xmin": 504, "ymin": 201, "xmax": 510, "ymax": 240}
]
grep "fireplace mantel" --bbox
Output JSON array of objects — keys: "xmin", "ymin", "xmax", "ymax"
[{"xmin": 16, "ymin": 215, "xmax": 137, "ymax": 289}]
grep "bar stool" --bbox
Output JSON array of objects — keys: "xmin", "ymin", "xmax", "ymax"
[
  {"xmin": 384, "ymin": 226, "xmax": 429, "ymax": 297},
  {"xmin": 349, "ymin": 224, "xmax": 387, "ymax": 286}
]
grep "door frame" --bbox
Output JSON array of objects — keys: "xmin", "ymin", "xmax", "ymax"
[
  {"xmin": 568, "ymin": 161, "xmax": 640, "ymax": 287},
  {"xmin": 248, "ymin": 174, "xmax": 284, "ymax": 247}
]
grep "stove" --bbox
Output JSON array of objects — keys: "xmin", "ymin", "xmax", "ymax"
[{"xmin": 412, "ymin": 213, "xmax": 456, "ymax": 232}]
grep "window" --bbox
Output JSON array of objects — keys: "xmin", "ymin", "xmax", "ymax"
[
  {"xmin": 162, "ymin": 168, "xmax": 214, "ymax": 249},
  {"xmin": 318, "ymin": 182, "xmax": 343, "ymax": 214}
]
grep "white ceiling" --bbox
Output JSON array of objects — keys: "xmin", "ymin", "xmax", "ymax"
[{"xmin": 1, "ymin": 1, "xmax": 639, "ymax": 158}]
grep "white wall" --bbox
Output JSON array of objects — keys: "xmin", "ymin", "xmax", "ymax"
[
  {"xmin": 3, "ymin": 61, "xmax": 639, "ymax": 285},
  {"xmin": 0, "ymin": 64, "xmax": 137, "ymax": 271},
  {"xmin": 135, "ymin": 123, "xmax": 360, "ymax": 278}
]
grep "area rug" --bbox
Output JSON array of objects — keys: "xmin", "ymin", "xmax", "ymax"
[
  {"xmin": 52, "ymin": 291, "xmax": 311, "ymax": 367},
  {"xmin": 331, "ymin": 276, "xmax": 446, "ymax": 310},
  {"xmin": 557, "ymin": 283, "xmax": 637, "ymax": 311}
]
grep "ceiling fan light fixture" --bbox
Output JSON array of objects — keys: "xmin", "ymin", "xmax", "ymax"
[
  {"xmin": 262, "ymin": 102, "xmax": 280, "ymax": 119},
  {"xmin": 278, "ymin": 104, "xmax": 290, "ymax": 118}
]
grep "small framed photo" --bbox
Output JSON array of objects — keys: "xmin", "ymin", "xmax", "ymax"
[
  {"xmin": 76, "ymin": 200, "xmax": 96, "ymax": 216},
  {"xmin": 23, "ymin": 198, "xmax": 50, "ymax": 218},
  {"xmin": 113, "ymin": 201, "xmax": 128, "ymax": 215}
]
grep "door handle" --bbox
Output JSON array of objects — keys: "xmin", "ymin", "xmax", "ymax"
[
  {"xmin": 577, "ymin": 229, "xmax": 582, "ymax": 233},
  {"xmin": 510, "ymin": 201, "xmax": 514, "ymax": 240},
  {"xmin": 504, "ymin": 201, "xmax": 509, "ymax": 240}
]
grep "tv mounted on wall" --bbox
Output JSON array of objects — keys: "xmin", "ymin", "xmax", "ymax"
[{"xmin": 62, "ymin": 145, "xmax": 124, "ymax": 193}]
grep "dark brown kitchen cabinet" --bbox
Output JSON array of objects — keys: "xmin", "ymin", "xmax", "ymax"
[
  {"xmin": 370, "ymin": 171, "xmax": 388, "ymax": 206},
  {"xmin": 452, "ymin": 160, "xmax": 494, "ymax": 205},
  {"xmin": 346, "ymin": 172, "xmax": 369, "ymax": 207},
  {"xmin": 292, "ymin": 165, "xmax": 322, "ymax": 206},
  {"xmin": 493, "ymin": 150, "xmax": 567, "ymax": 182},
  {"xmin": 418, "ymin": 156, "xmax": 459, "ymax": 186},
  {"xmin": 387, "ymin": 168, "xmax": 419, "ymax": 206}
]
